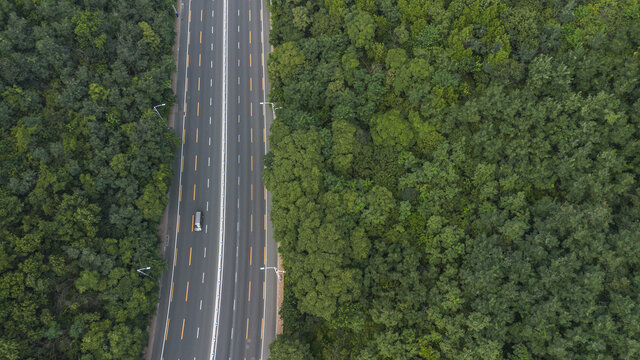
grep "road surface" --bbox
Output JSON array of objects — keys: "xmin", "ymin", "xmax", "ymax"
[{"xmin": 150, "ymin": 0, "xmax": 277, "ymax": 359}]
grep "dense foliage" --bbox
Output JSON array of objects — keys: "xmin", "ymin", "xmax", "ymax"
[
  {"xmin": 264, "ymin": 0, "xmax": 640, "ymax": 359},
  {"xmin": 0, "ymin": 0, "xmax": 178, "ymax": 358}
]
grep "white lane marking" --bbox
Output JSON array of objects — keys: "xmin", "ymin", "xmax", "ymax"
[
  {"xmin": 210, "ymin": 97, "xmax": 212, "ymax": 106},
  {"xmin": 208, "ymin": 178, "xmax": 210, "ymax": 188},
  {"xmin": 210, "ymin": 78, "xmax": 212, "ymax": 87},
  {"xmin": 237, "ymin": 59, "xmax": 239, "ymax": 67},
  {"xmin": 202, "ymin": 272, "xmax": 205, "ymax": 283},
  {"xmin": 209, "ymin": 137, "xmax": 211, "ymax": 146},
  {"xmin": 208, "ymin": 157, "xmax": 211, "ymax": 166},
  {"xmin": 197, "ymin": 327, "xmax": 200, "ymax": 338},
  {"xmin": 207, "ymin": 201, "xmax": 209, "ymax": 211},
  {"xmin": 237, "ymin": 176, "xmax": 240, "ymax": 185},
  {"xmin": 205, "ymin": 224, "xmax": 208, "ymax": 233},
  {"xmin": 237, "ymin": 199, "xmax": 239, "ymax": 208},
  {"xmin": 237, "ymin": 135, "xmax": 240, "ymax": 142},
  {"xmin": 211, "ymin": 26, "xmax": 213, "ymax": 33},
  {"xmin": 237, "ymin": 222, "xmax": 239, "ymax": 232},
  {"xmin": 237, "ymin": 9, "xmax": 239, "ymax": 16},
  {"xmin": 238, "ymin": 96, "xmax": 240, "ymax": 104},
  {"xmin": 210, "ymin": 0, "xmax": 229, "ymax": 356},
  {"xmin": 204, "ymin": 247, "xmax": 207, "ymax": 258},
  {"xmin": 237, "ymin": 77, "xmax": 240, "ymax": 85},
  {"xmin": 211, "ymin": 43, "xmax": 213, "ymax": 51},
  {"xmin": 210, "ymin": 60, "xmax": 213, "ymax": 68},
  {"xmin": 160, "ymin": 0, "xmax": 191, "ymax": 358},
  {"xmin": 237, "ymin": 42, "xmax": 239, "ymax": 49},
  {"xmin": 209, "ymin": 116, "xmax": 212, "ymax": 125},
  {"xmin": 238, "ymin": 114, "xmax": 240, "ymax": 123},
  {"xmin": 200, "ymin": 299, "xmax": 203, "ymax": 309},
  {"xmin": 238, "ymin": 155, "xmax": 240, "ymax": 164},
  {"xmin": 238, "ymin": 25, "xmax": 240, "ymax": 32}
]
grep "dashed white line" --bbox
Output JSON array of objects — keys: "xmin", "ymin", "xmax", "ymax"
[
  {"xmin": 200, "ymin": 299, "xmax": 203, "ymax": 309},
  {"xmin": 208, "ymin": 157, "xmax": 211, "ymax": 166},
  {"xmin": 197, "ymin": 327, "xmax": 200, "ymax": 338},
  {"xmin": 211, "ymin": 43, "xmax": 213, "ymax": 51},
  {"xmin": 210, "ymin": 97, "xmax": 212, "ymax": 106},
  {"xmin": 210, "ymin": 78, "xmax": 212, "ymax": 87},
  {"xmin": 238, "ymin": 176, "xmax": 240, "ymax": 185},
  {"xmin": 237, "ymin": 42, "xmax": 240, "ymax": 49},
  {"xmin": 209, "ymin": 136, "xmax": 211, "ymax": 146},
  {"xmin": 207, "ymin": 178, "xmax": 210, "ymax": 188},
  {"xmin": 238, "ymin": 96, "xmax": 240, "ymax": 104},
  {"xmin": 237, "ymin": 59, "xmax": 240, "ymax": 67},
  {"xmin": 238, "ymin": 25, "xmax": 240, "ymax": 32},
  {"xmin": 237, "ymin": 135, "xmax": 240, "ymax": 142},
  {"xmin": 210, "ymin": 60, "xmax": 213, "ymax": 68},
  {"xmin": 206, "ymin": 201, "xmax": 209, "ymax": 211},
  {"xmin": 209, "ymin": 116, "xmax": 212, "ymax": 125},
  {"xmin": 202, "ymin": 272, "xmax": 205, "ymax": 283},
  {"xmin": 237, "ymin": 77, "xmax": 240, "ymax": 85},
  {"xmin": 238, "ymin": 155, "xmax": 240, "ymax": 164},
  {"xmin": 205, "ymin": 224, "xmax": 208, "ymax": 233},
  {"xmin": 204, "ymin": 247, "xmax": 207, "ymax": 258}
]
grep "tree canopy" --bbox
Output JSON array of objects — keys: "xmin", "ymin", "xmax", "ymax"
[
  {"xmin": 0, "ymin": 0, "xmax": 178, "ymax": 358},
  {"xmin": 265, "ymin": 0, "xmax": 640, "ymax": 359}
]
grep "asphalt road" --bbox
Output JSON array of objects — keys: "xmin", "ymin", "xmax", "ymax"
[{"xmin": 150, "ymin": 0, "xmax": 277, "ymax": 359}]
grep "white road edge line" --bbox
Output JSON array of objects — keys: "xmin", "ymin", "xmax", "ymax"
[{"xmin": 159, "ymin": 1, "xmax": 191, "ymax": 359}]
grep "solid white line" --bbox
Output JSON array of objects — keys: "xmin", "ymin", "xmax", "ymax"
[
  {"xmin": 160, "ymin": 1, "xmax": 192, "ymax": 359},
  {"xmin": 210, "ymin": 0, "xmax": 229, "ymax": 356}
]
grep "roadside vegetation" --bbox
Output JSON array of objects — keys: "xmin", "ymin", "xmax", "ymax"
[
  {"xmin": 264, "ymin": 0, "xmax": 640, "ymax": 359},
  {"xmin": 0, "ymin": 1, "xmax": 178, "ymax": 358}
]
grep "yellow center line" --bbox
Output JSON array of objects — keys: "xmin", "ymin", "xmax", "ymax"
[
  {"xmin": 177, "ymin": 216, "xmax": 180, "ymax": 233},
  {"xmin": 264, "ymin": 186, "xmax": 267, "ymax": 200},
  {"xmin": 200, "ymin": 30, "xmax": 202, "ymax": 43},
  {"xmin": 170, "ymin": 282, "xmax": 174, "ymax": 302},
  {"xmin": 261, "ymin": 318, "xmax": 264, "ymax": 339},
  {"xmin": 189, "ymin": 9, "xmax": 191, "ymax": 22},
  {"xmin": 251, "ymin": 128, "xmax": 253, "ymax": 143},
  {"xmin": 249, "ymin": 31, "xmax": 251, "ymax": 44},
  {"xmin": 248, "ymin": 281, "xmax": 251, "ymax": 302},
  {"xmin": 264, "ymin": 214, "xmax": 266, "ymax": 230},
  {"xmin": 250, "ymin": 214, "xmax": 253, "ymax": 233},
  {"xmin": 184, "ymin": 102, "xmax": 187, "ymax": 116},
  {"xmin": 198, "ymin": 76, "xmax": 200, "ymax": 90},
  {"xmin": 189, "ymin": 247, "xmax": 192, "ymax": 266},
  {"xmin": 183, "ymin": 128, "xmax": 186, "ymax": 144},
  {"xmin": 262, "ymin": 281, "xmax": 265, "ymax": 299},
  {"xmin": 249, "ymin": 9, "xmax": 251, "ymax": 22},
  {"xmin": 196, "ymin": 128, "xmax": 199, "ymax": 143},
  {"xmin": 250, "ymin": 77, "xmax": 252, "ymax": 91},
  {"xmin": 188, "ymin": 31, "xmax": 191, "ymax": 44},
  {"xmin": 179, "ymin": 184, "xmax": 182, "ymax": 202},
  {"xmin": 191, "ymin": 214, "xmax": 194, "ymax": 232},
  {"xmin": 263, "ymin": 128, "xmax": 266, "ymax": 143},
  {"xmin": 246, "ymin": 318, "xmax": 249, "ymax": 339},
  {"xmin": 181, "ymin": 318, "xmax": 186, "ymax": 340},
  {"xmin": 193, "ymin": 184, "xmax": 196, "ymax": 201},
  {"xmin": 249, "ymin": 53, "xmax": 252, "ymax": 67},
  {"xmin": 199, "ymin": 54, "xmax": 201, "ymax": 67},
  {"xmin": 181, "ymin": 155, "xmax": 184, "ymax": 172},
  {"xmin": 262, "ymin": 103, "xmax": 265, "ymax": 116},
  {"xmin": 197, "ymin": 102, "xmax": 200, "ymax": 117},
  {"xmin": 174, "ymin": 248, "xmax": 178, "ymax": 267},
  {"xmin": 251, "ymin": 183, "xmax": 253, "ymax": 200},
  {"xmin": 195, "ymin": 155, "xmax": 198, "ymax": 171},
  {"xmin": 251, "ymin": 155, "xmax": 253, "ymax": 171},
  {"xmin": 250, "ymin": 102, "xmax": 252, "ymax": 117},
  {"xmin": 249, "ymin": 246, "xmax": 253, "ymax": 266},
  {"xmin": 261, "ymin": 31, "xmax": 263, "ymax": 43},
  {"xmin": 185, "ymin": 281, "xmax": 190, "ymax": 302},
  {"xmin": 165, "ymin": 318, "xmax": 170, "ymax": 340},
  {"xmin": 260, "ymin": 9, "xmax": 263, "ymax": 22},
  {"xmin": 200, "ymin": 9, "xmax": 203, "ymax": 22}
]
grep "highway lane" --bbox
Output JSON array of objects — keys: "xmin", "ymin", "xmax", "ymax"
[{"xmin": 149, "ymin": 0, "xmax": 276, "ymax": 359}]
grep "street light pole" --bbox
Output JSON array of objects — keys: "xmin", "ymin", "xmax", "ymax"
[
  {"xmin": 136, "ymin": 266, "xmax": 153, "ymax": 279},
  {"xmin": 153, "ymin": 103, "xmax": 166, "ymax": 120},
  {"xmin": 260, "ymin": 266, "xmax": 285, "ymax": 282},
  {"xmin": 259, "ymin": 102, "xmax": 281, "ymax": 117}
]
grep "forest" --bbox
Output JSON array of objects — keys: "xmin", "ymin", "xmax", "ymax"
[
  {"xmin": 264, "ymin": 0, "xmax": 640, "ymax": 359},
  {"xmin": 0, "ymin": 0, "xmax": 178, "ymax": 358}
]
